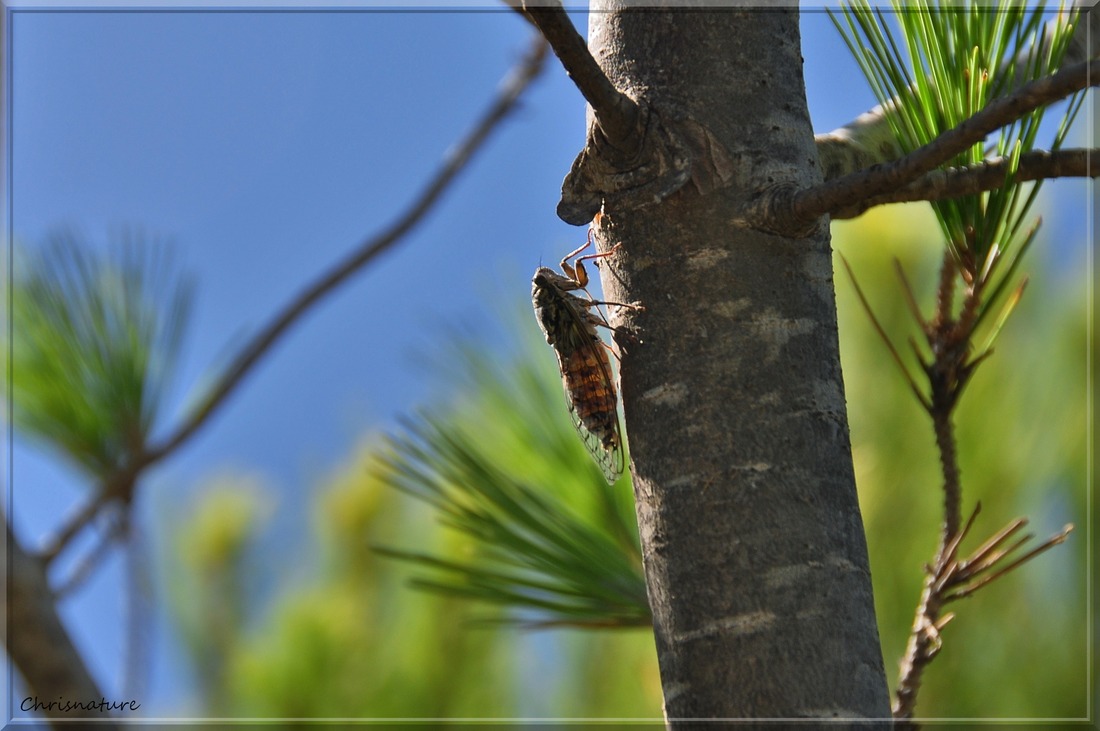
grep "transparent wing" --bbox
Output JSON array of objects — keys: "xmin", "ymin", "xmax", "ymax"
[{"xmin": 567, "ymin": 392, "xmax": 625, "ymax": 484}]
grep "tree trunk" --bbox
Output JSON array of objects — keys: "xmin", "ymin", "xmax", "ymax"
[
  {"xmin": 5, "ymin": 520, "xmax": 121, "ymax": 729},
  {"xmin": 586, "ymin": 7, "xmax": 891, "ymax": 720}
]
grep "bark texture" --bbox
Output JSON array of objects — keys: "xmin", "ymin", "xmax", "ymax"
[{"xmin": 585, "ymin": 7, "xmax": 890, "ymax": 720}]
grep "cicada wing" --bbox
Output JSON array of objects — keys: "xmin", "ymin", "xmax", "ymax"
[
  {"xmin": 567, "ymin": 402, "xmax": 625, "ymax": 484},
  {"xmin": 534, "ymin": 265, "xmax": 627, "ymax": 485},
  {"xmin": 554, "ymin": 329, "xmax": 626, "ymax": 485}
]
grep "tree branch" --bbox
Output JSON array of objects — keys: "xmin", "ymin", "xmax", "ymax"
[
  {"xmin": 509, "ymin": 0, "xmax": 641, "ymax": 152},
  {"xmin": 887, "ymin": 250, "xmax": 1076, "ymax": 720},
  {"xmin": 141, "ymin": 38, "xmax": 546, "ymax": 466},
  {"xmin": 790, "ymin": 58, "xmax": 1097, "ymax": 224},
  {"xmin": 830, "ymin": 148, "xmax": 1097, "ymax": 219},
  {"xmin": 5, "ymin": 516, "xmax": 121, "ymax": 728}
]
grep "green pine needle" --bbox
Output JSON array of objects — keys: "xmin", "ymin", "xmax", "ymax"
[
  {"xmin": 832, "ymin": 0, "xmax": 1080, "ymax": 277},
  {"xmin": 6, "ymin": 232, "xmax": 192, "ymax": 478},
  {"xmin": 374, "ymin": 330, "xmax": 649, "ymax": 629}
]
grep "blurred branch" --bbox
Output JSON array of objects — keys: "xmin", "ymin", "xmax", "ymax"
[
  {"xmin": 830, "ymin": 147, "xmax": 1097, "ymax": 220},
  {"xmin": 147, "ymin": 37, "xmax": 546, "ymax": 466},
  {"xmin": 789, "ymin": 59, "xmax": 1097, "ymax": 224},
  {"xmin": 12, "ymin": 43, "xmax": 548, "ymax": 720},
  {"xmin": 53, "ymin": 511, "xmax": 130, "ymax": 597},
  {"xmin": 40, "ymin": 464, "xmax": 141, "ymax": 565},
  {"xmin": 31, "ymin": 37, "xmax": 547, "ymax": 572},
  {"xmin": 5, "ymin": 515, "xmax": 121, "ymax": 729}
]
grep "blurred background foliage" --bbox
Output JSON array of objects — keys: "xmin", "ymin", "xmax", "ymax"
[
  {"xmin": 153, "ymin": 201, "xmax": 1086, "ymax": 719},
  {"xmin": 6, "ymin": 232, "xmax": 191, "ymax": 479}
]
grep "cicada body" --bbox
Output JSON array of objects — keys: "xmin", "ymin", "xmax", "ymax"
[{"xmin": 532, "ymin": 249, "xmax": 626, "ymax": 484}]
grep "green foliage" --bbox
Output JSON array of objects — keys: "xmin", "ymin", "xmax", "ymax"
[
  {"xmin": 834, "ymin": 205, "xmax": 1087, "ymax": 718},
  {"xmin": 377, "ymin": 336, "xmax": 648, "ymax": 629},
  {"xmin": 166, "ymin": 450, "xmax": 520, "ymax": 717},
  {"xmin": 832, "ymin": 0, "xmax": 1082, "ymax": 324},
  {"xmin": 168, "ymin": 475, "xmax": 268, "ymax": 714},
  {"xmin": 167, "ymin": 437, "xmax": 662, "ymax": 717},
  {"xmin": 6, "ymin": 232, "xmax": 191, "ymax": 477}
]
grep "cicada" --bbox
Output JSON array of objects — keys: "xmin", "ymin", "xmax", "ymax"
[{"xmin": 532, "ymin": 229, "xmax": 629, "ymax": 484}]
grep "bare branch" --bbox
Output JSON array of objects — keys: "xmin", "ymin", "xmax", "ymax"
[
  {"xmin": 143, "ymin": 38, "xmax": 547, "ymax": 466},
  {"xmin": 831, "ymin": 148, "xmax": 1097, "ymax": 219},
  {"xmin": 793, "ymin": 59, "xmax": 1097, "ymax": 223},
  {"xmin": 53, "ymin": 511, "xmax": 129, "ymax": 597},
  {"xmin": 509, "ymin": 0, "xmax": 641, "ymax": 153},
  {"xmin": 39, "ymin": 464, "xmax": 140, "ymax": 565},
  {"xmin": 947, "ymin": 524, "xmax": 1073, "ymax": 600}
]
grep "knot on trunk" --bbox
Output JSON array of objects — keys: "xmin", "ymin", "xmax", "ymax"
[
  {"xmin": 557, "ymin": 105, "xmax": 737, "ymax": 225},
  {"xmin": 558, "ymin": 101, "xmax": 686, "ymax": 222}
]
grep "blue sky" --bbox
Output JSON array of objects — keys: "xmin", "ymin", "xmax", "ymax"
[{"xmin": 4, "ymin": 5, "xmax": 1088, "ymax": 720}]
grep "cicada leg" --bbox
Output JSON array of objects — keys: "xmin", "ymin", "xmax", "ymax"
[{"xmin": 561, "ymin": 229, "xmax": 623, "ymax": 290}]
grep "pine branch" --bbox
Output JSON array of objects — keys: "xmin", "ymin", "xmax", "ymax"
[
  {"xmin": 831, "ymin": 147, "xmax": 1096, "ymax": 219},
  {"xmin": 791, "ymin": 59, "xmax": 1097, "ymax": 223},
  {"xmin": 816, "ymin": 4, "xmax": 1098, "ymax": 181},
  {"xmin": 889, "ymin": 254, "xmax": 1075, "ymax": 721}
]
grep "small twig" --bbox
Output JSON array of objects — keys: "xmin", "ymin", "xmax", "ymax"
[
  {"xmin": 143, "ymin": 38, "xmax": 547, "ymax": 466},
  {"xmin": 896, "ymin": 510, "xmax": 1076, "ymax": 720},
  {"xmin": 40, "ymin": 493, "xmax": 112, "ymax": 564},
  {"xmin": 838, "ymin": 254, "xmax": 931, "ymax": 410},
  {"xmin": 791, "ymin": 59, "xmax": 1097, "ymax": 223},
  {"xmin": 509, "ymin": 0, "xmax": 641, "ymax": 152},
  {"xmin": 39, "ymin": 463, "xmax": 141, "ymax": 565},
  {"xmin": 894, "ymin": 260, "xmax": 928, "ymax": 333},
  {"xmin": 830, "ymin": 147, "xmax": 1097, "ymax": 220},
  {"xmin": 53, "ymin": 510, "xmax": 130, "ymax": 598},
  {"xmin": 948, "ymin": 524, "xmax": 1074, "ymax": 600}
]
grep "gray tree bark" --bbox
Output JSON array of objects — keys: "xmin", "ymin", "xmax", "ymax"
[{"xmin": 583, "ymin": 6, "xmax": 891, "ymax": 720}]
